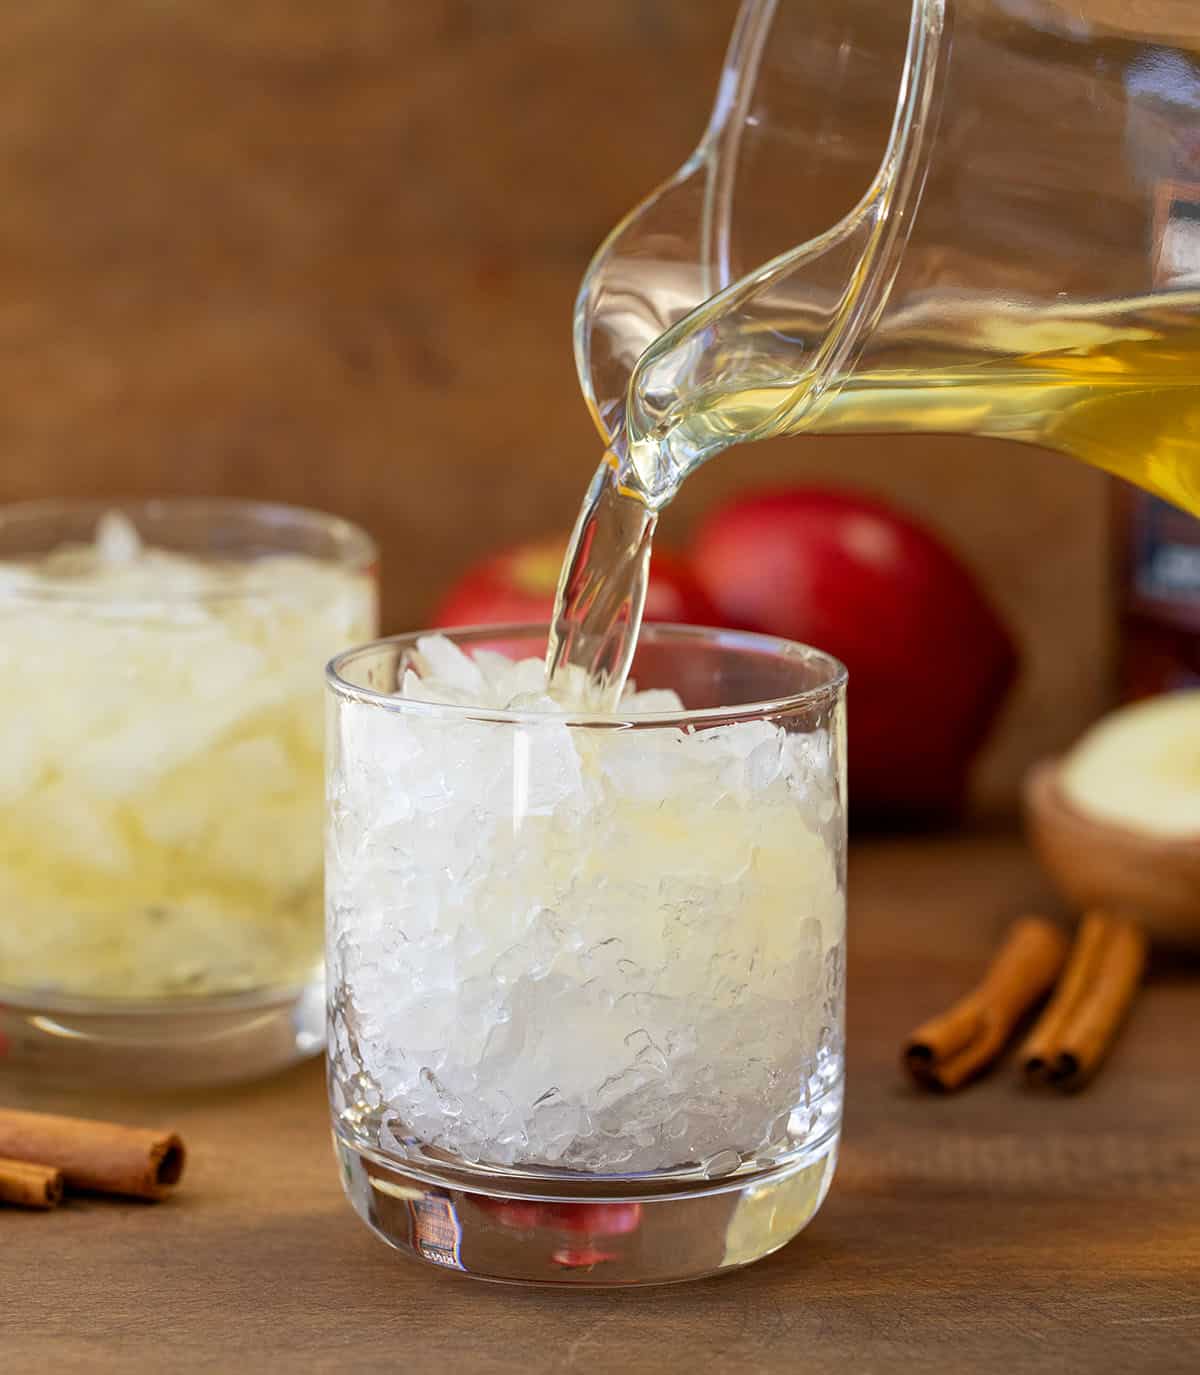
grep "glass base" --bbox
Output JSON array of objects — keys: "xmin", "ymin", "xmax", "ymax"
[
  {"xmin": 0, "ymin": 980, "xmax": 324, "ymax": 1090},
  {"xmin": 333, "ymin": 1131, "xmax": 839, "ymax": 1287}
]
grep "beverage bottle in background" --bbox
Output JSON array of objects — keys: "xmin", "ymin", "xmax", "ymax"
[
  {"xmin": 1117, "ymin": 489, "xmax": 1200, "ymax": 699},
  {"xmin": 1116, "ymin": 62, "xmax": 1200, "ymax": 701}
]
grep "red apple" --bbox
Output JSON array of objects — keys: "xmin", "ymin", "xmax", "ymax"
[
  {"xmin": 474, "ymin": 1197, "xmax": 643, "ymax": 1237},
  {"xmin": 433, "ymin": 534, "xmax": 718, "ymax": 629},
  {"xmin": 690, "ymin": 486, "xmax": 1019, "ymax": 823}
]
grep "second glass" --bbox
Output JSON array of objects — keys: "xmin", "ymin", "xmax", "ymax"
[
  {"xmin": 0, "ymin": 498, "xmax": 378, "ymax": 1087},
  {"xmin": 327, "ymin": 623, "xmax": 846, "ymax": 1285}
]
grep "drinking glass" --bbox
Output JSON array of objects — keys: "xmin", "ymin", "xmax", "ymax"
[
  {"xmin": 326, "ymin": 624, "xmax": 846, "ymax": 1285},
  {"xmin": 0, "ymin": 498, "xmax": 377, "ymax": 1087}
]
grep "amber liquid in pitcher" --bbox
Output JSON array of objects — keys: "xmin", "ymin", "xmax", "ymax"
[{"xmin": 547, "ymin": 287, "xmax": 1200, "ymax": 699}]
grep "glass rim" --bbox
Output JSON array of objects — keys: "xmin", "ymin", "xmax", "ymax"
[
  {"xmin": 326, "ymin": 621, "xmax": 848, "ymax": 729},
  {"xmin": 0, "ymin": 496, "xmax": 377, "ymax": 607}
]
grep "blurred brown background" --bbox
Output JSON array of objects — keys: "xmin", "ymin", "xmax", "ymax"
[{"xmin": 0, "ymin": 0, "xmax": 1113, "ymax": 809}]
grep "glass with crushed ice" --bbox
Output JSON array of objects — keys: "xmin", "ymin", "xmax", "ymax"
[
  {"xmin": 0, "ymin": 498, "xmax": 377, "ymax": 1086},
  {"xmin": 327, "ymin": 623, "xmax": 846, "ymax": 1285}
]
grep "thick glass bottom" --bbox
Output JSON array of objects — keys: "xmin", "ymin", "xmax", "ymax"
[
  {"xmin": 333, "ymin": 1129, "xmax": 839, "ymax": 1287},
  {"xmin": 0, "ymin": 979, "xmax": 324, "ymax": 1090}
]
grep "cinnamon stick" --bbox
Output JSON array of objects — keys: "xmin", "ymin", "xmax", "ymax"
[
  {"xmin": 1021, "ymin": 910, "xmax": 1147, "ymax": 1092},
  {"xmin": 0, "ymin": 1156, "xmax": 63, "ymax": 1209},
  {"xmin": 0, "ymin": 1109, "xmax": 185, "ymax": 1200},
  {"xmin": 904, "ymin": 916, "xmax": 1070, "ymax": 1091}
]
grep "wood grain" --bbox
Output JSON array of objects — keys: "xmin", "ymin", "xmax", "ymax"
[
  {"xmin": 2, "ymin": 834, "xmax": 1197, "ymax": 1374},
  {"xmin": 0, "ymin": 0, "xmax": 1113, "ymax": 811}
]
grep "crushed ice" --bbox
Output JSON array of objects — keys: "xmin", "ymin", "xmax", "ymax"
[
  {"xmin": 403, "ymin": 633, "xmax": 688, "ymax": 715},
  {"xmin": 0, "ymin": 510, "xmax": 377, "ymax": 997},
  {"xmin": 2, "ymin": 509, "xmax": 371, "ymax": 614},
  {"xmin": 329, "ymin": 635, "xmax": 845, "ymax": 1175},
  {"xmin": 95, "ymin": 510, "xmax": 143, "ymax": 565}
]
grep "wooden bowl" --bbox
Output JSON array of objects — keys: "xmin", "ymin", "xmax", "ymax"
[{"xmin": 1023, "ymin": 759, "xmax": 1200, "ymax": 950}]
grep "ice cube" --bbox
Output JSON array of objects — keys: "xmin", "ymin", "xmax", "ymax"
[
  {"xmin": 470, "ymin": 648, "xmax": 514, "ymax": 683},
  {"xmin": 94, "ymin": 510, "xmax": 143, "ymax": 565},
  {"xmin": 0, "ymin": 563, "xmax": 35, "ymax": 596},
  {"xmin": 21, "ymin": 783, "xmax": 131, "ymax": 872},
  {"xmin": 414, "ymin": 634, "xmax": 486, "ymax": 699},
  {"xmin": 622, "ymin": 688, "xmax": 685, "ymax": 714},
  {"xmin": 506, "ymin": 656, "xmax": 552, "ymax": 703},
  {"xmin": 505, "ymin": 691, "xmax": 556, "ymax": 711},
  {"xmin": 67, "ymin": 674, "xmax": 270, "ymax": 799},
  {"xmin": 745, "ymin": 735, "xmax": 784, "ymax": 794},
  {"xmin": 136, "ymin": 734, "xmax": 304, "ymax": 847},
  {"xmin": 0, "ymin": 719, "xmax": 44, "ymax": 804}
]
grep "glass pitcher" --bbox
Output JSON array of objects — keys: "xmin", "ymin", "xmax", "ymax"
[{"xmin": 575, "ymin": 0, "xmax": 1200, "ymax": 517}]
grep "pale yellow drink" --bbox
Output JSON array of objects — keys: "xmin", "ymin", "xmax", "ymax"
[{"xmin": 0, "ymin": 508, "xmax": 376, "ymax": 1001}]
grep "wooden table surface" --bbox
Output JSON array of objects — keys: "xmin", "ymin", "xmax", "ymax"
[{"xmin": 3, "ymin": 833, "xmax": 1198, "ymax": 1374}]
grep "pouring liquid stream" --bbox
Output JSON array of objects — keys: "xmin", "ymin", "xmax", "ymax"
[{"xmin": 546, "ymin": 288, "xmax": 1200, "ymax": 705}]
